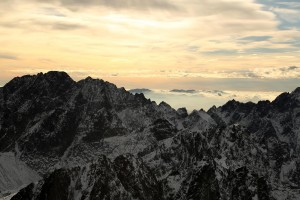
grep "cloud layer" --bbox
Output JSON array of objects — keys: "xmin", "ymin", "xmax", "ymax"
[{"xmin": 129, "ymin": 88, "xmax": 282, "ymax": 111}]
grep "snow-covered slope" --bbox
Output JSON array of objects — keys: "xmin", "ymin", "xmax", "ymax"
[{"xmin": 0, "ymin": 152, "xmax": 40, "ymax": 197}]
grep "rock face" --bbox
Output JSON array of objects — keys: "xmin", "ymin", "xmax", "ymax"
[
  {"xmin": 0, "ymin": 71, "xmax": 300, "ymax": 199},
  {"xmin": 11, "ymin": 155, "xmax": 162, "ymax": 200}
]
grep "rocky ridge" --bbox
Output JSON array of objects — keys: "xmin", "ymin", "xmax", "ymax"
[{"xmin": 0, "ymin": 71, "xmax": 299, "ymax": 199}]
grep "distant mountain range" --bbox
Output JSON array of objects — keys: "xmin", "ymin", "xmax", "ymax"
[{"xmin": 1, "ymin": 71, "xmax": 300, "ymax": 200}]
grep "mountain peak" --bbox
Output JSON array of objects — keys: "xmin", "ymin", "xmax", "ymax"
[
  {"xmin": 4, "ymin": 71, "xmax": 74, "ymax": 91},
  {"xmin": 292, "ymin": 87, "xmax": 300, "ymax": 94},
  {"xmin": 2, "ymin": 71, "xmax": 76, "ymax": 108},
  {"xmin": 42, "ymin": 71, "xmax": 73, "ymax": 81}
]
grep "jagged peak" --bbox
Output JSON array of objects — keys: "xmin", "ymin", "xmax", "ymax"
[
  {"xmin": 43, "ymin": 71, "xmax": 72, "ymax": 80},
  {"xmin": 3, "ymin": 71, "xmax": 75, "ymax": 96},
  {"xmin": 83, "ymin": 77, "xmax": 119, "ymax": 91},
  {"xmin": 119, "ymin": 87, "xmax": 126, "ymax": 92},
  {"xmin": 228, "ymin": 99, "xmax": 238, "ymax": 104},
  {"xmin": 272, "ymin": 92, "xmax": 290, "ymax": 105},
  {"xmin": 85, "ymin": 76, "xmax": 93, "ymax": 80},
  {"xmin": 292, "ymin": 87, "xmax": 300, "ymax": 95},
  {"xmin": 177, "ymin": 107, "xmax": 188, "ymax": 118},
  {"xmin": 221, "ymin": 99, "xmax": 239, "ymax": 110},
  {"xmin": 4, "ymin": 75, "xmax": 34, "ymax": 88},
  {"xmin": 134, "ymin": 93, "xmax": 150, "ymax": 103},
  {"xmin": 257, "ymin": 99, "xmax": 270, "ymax": 104},
  {"xmin": 26, "ymin": 71, "xmax": 74, "ymax": 86},
  {"xmin": 189, "ymin": 109, "xmax": 198, "ymax": 114},
  {"xmin": 207, "ymin": 105, "xmax": 217, "ymax": 113},
  {"xmin": 77, "ymin": 77, "xmax": 119, "ymax": 92},
  {"xmin": 189, "ymin": 109, "xmax": 205, "ymax": 117},
  {"xmin": 189, "ymin": 109, "xmax": 209, "ymax": 116},
  {"xmin": 78, "ymin": 76, "xmax": 104, "ymax": 84},
  {"xmin": 5, "ymin": 71, "xmax": 73, "ymax": 85},
  {"xmin": 158, "ymin": 101, "xmax": 171, "ymax": 108}
]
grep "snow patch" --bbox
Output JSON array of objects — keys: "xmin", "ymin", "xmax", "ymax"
[{"xmin": 0, "ymin": 152, "xmax": 41, "ymax": 195}]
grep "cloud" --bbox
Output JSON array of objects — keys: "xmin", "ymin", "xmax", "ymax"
[
  {"xmin": 154, "ymin": 66, "xmax": 300, "ymax": 79},
  {"xmin": 257, "ymin": 0, "xmax": 300, "ymax": 29},
  {"xmin": 34, "ymin": 0, "xmax": 179, "ymax": 11},
  {"xmin": 201, "ymin": 49, "xmax": 238, "ymax": 56},
  {"xmin": 186, "ymin": 46, "xmax": 199, "ymax": 53},
  {"xmin": 284, "ymin": 66, "xmax": 299, "ymax": 71},
  {"xmin": 0, "ymin": 53, "xmax": 18, "ymax": 60},
  {"xmin": 239, "ymin": 35, "xmax": 272, "ymax": 42},
  {"xmin": 38, "ymin": 7, "xmax": 66, "ymax": 17},
  {"xmin": 167, "ymin": 0, "xmax": 272, "ymax": 19},
  {"xmin": 277, "ymin": 2, "xmax": 300, "ymax": 9},
  {"xmin": 51, "ymin": 22, "xmax": 85, "ymax": 30},
  {"xmin": 271, "ymin": 7, "xmax": 300, "ymax": 30},
  {"xmin": 223, "ymin": 66, "xmax": 300, "ymax": 79},
  {"xmin": 0, "ymin": 8, "xmax": 84, "ymax": 31},
  {"xmin": 129, "ymin": 88, "xmax": 152, "ymax": 94},
  {"xmin": 170, "ymin": 89, "xmax": 197, "ymax": 93},
  {"xmin": 273, "ymin": 38, "xmax": 300, "ymax": 48},
  {"xmin": 244, "ymin": 47, "xmax": 296, "ymax": 54},
  {"xmin": 251, "ymin": 66, "xmax": 300, "ymax": 79}
]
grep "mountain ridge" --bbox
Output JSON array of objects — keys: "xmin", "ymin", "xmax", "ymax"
[{"xmin": 1, "ymin": 71, "xmax": 300, "ymax": 200}]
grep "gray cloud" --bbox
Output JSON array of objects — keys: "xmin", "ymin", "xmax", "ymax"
[
  {"xmin": 186, "ymin": 46, "xmax": 199, "ymax": 53},
  {"xmin": 40, "ymin": 7, "xmax": 66, "ymax": 17},
  {"xmin": 51, "ymin": 22, "xmax": 85, "ymax": 30},
  {"xmin": 205, "ymin": 90, "xmax": 226, "ymax": 95},
  {"xmin": 221, "ymin": 66, "xmax": 300, "ymax": 79},
  {"xmin": 188, "ymin": 0, "xmax": 274, "ymax": 20},
  {"xmin": 170, "ymin": 89, "xmax": 197, "ymax": 93},
  {"xmin": 0, "ymin": 19, "xmax": 85, "ymax": 31},
  {"xmin": 201, "ymin": 49, "xmax": 238, "ymax": 56},
  {"xmin": 177, "ymin": 66, "xmax": 300, "ymax": 80},
  {"xmin": 243, "ymin": 66, "xmax": 300, "ymax": 79},
  {"xmin": 129, "ymin": 88, "xmax": 152, "ymax": 94},
  {"xmin": 239, "ymin": 35, "xmax": 272, "ymax": 42},
  {"xmin": 232, "ymin": 70, "xmax": 261, "ymax": 78},
  {"xmin": 280, "ymin": 66, "xmax": 299, "ymax": 72},
  {"xmin": 244, "ymin": 47, "xmax": 296, "ymax": 54},
  {"xmin": 0, "ymin": 53, "xmax": 18, "ymax": 60},
  {"xmin": 36, "ymin": 0, "xmax": 179, "ymax": 11}
]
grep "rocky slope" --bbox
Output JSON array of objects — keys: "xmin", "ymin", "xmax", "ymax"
[
  {"xmin": 11, "ymin": 154, "xmax": 162, "ymax": 200},
  {"xmin": 0, "ymin": 71, "xmax": 299, "ymax": 199}
]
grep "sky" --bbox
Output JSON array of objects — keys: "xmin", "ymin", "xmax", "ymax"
[{"xmin": 1, "ymin": 0, "xmax": 300, "ymax": 110}]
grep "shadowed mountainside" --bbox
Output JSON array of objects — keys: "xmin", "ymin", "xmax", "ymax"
[{"xmin": 1, "ymin": 71, "xmax": 300, "ymax": 199}]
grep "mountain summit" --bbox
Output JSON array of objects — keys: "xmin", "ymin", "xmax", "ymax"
[{"xmin": 1, "ymin": 71, "xmax": 300, "ymax": 200}]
